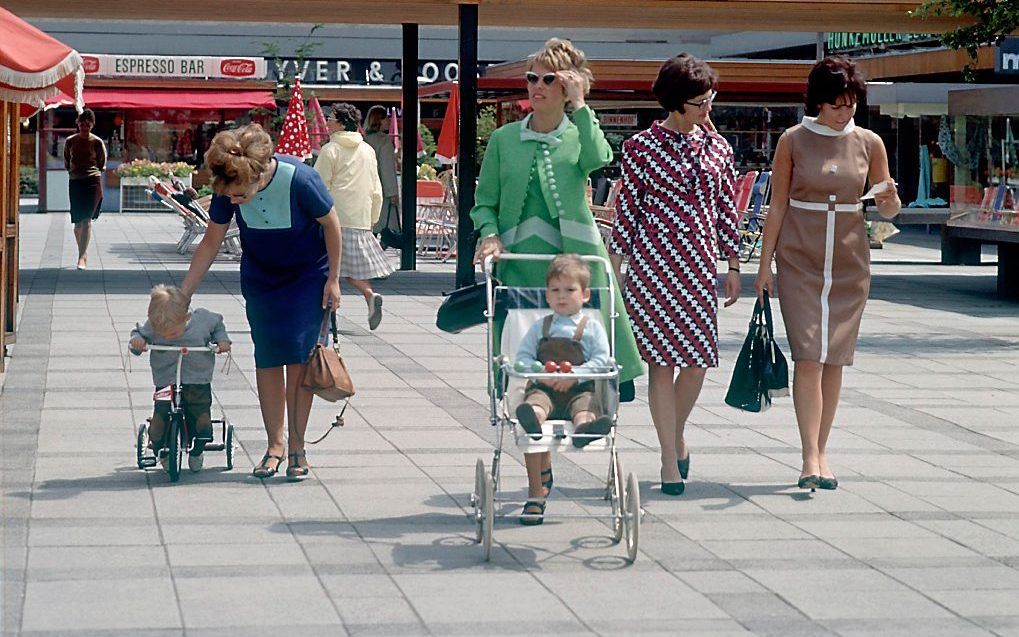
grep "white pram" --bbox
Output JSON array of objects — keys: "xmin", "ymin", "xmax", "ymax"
[
  {"xmin": 146, "ymin": 176, "xmax": 242, "ymax": 257},
  {"xmin": 470, "ymin": 253, "xmax": 642, "ymax": 563}
]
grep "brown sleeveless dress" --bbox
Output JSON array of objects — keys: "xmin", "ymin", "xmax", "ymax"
[{"xmin": 775, "ymin": 118, "xmax": 881, "ymax": 366}]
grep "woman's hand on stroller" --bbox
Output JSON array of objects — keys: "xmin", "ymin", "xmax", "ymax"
[
  {"xmin": 216, "ymin": 341, "xmax": 232, "ymax": 354},
  {"xmin": 129, "ymin": 336, "xmax": 148, "ymax": 353},
  {"xmin": 474, "ymin": 235, "xmax": 504, "ymax": 264}
]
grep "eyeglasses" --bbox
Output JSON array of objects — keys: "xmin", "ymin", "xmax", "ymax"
[
  {"xmin": 525, "ymin": 71, "xmax": 557, "ymax": 86},
  {"xmin": 685, "ymin": 91, "xmax": 717, "ymax": 110}
]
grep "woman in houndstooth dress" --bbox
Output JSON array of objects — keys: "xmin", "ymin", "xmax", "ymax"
[
  {"xmin": 315, "ymin": 103, "xmax": 395, "ymax": 331},
  {"xmin": 610, "ymin": 54, "xmax": 741, "ymax": 495}
]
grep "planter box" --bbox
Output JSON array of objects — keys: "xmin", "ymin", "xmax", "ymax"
[{"xmin": 119, "ymin": 174, "xmax": 193, "ymax": 212}]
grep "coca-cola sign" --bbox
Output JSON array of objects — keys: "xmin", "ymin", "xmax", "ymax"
[
  {"xmin": 81, "ymin": 56, "xmax": 100, "ymax": 74},
  {"xmin": 221, "ymin": 59, "xmax": 256, "ymax": 78}
]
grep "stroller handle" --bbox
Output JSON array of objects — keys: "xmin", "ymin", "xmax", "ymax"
[{"xmin": 483, "ymin": 253, "xmax": 612, "ymax": 279}]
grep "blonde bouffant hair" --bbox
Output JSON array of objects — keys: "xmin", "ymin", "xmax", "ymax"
[
  {"xmin": 148, "ymin": 284, "xmax": 190, "ymax": 335},
  {"xmin": 527, "ymin": 38, "xmax": 594, "ymax": 97},
  {"xmin": 204, "ymin": 124, "xmax": 274, "ymax": 195}
]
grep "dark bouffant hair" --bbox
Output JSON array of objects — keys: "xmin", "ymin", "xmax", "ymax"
[
  {"xmin": 77, "ymin": 108, "xmax": 96, "ymax": 125},
  {"xmin": 331, "ymin": 103, "xmax": 362, "ymax": 131},
  {"xmin": 805, "ymin": 56, "xmax": 867, "ymax": 116},
  {"xmin": 652, "ymin": 54, "xmax": 718, "ymax": 113},
  {"xmin": 204, "ymin": 124, "xmax": 274, "ymax": 194}
]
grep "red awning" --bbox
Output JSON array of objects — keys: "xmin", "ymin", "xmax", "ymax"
[{"xmin": 75, "ymin": 88, "xmax": 276, "ymax": 110}]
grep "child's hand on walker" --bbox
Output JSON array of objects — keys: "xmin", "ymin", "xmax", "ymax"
[{"xmin": 129, "ymin": 336, "xmax": 147, "ymax": 352}]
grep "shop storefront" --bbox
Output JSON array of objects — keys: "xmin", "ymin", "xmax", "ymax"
[
  {"xmin": 37, "ymin": 54, "xmax": 274, "ymax": 212},
  {"xmin": 430, "ymin": 58, "xmax": 811, "ymax": 176}
]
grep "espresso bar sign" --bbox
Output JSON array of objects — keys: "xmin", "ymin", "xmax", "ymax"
[
  {"xmin": 271, "ymin": 58, "xmax": 467, "ymax": 85},
  {"xmin": 81, "ymin": 54, "xmax": 267, "ymax": 79}
]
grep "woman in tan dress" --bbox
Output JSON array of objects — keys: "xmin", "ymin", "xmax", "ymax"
[{"xmin": 755, "ymin": 57, "xmax": 900, "ymax": 490}]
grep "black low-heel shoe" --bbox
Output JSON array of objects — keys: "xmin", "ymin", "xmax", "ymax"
[
  {"xmin": 798, "ymin": 474, "xmax": 821, "ymax": 490},
  {"xmin": 661, "ymin": 481, "xmax": 685, "ymax": 496},
  {"xmin": 818, "ymin": 475, "xmax": 839, "ymax": 490}
]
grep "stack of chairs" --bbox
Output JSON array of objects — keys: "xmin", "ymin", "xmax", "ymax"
[
  {"xmin": 738, "ymin": 171, "xmax": 771, "ymax": 262},
  {"xmin": 147, "ymin": 176, "xmax": 241, "ymax": 257},
  {"xmin": 415, "ymin": 172, "xmax": 458, "ymax": 261}
]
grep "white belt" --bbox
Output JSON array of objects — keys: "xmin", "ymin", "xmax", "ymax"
[{"xmin": 789, "ymin": 198, "xmax": 862, "ymax": 213}]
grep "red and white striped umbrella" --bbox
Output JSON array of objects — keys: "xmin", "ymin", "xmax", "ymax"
[{"xmin": 0, "ymin": 6, "xmax": 84, "ymax": 117}]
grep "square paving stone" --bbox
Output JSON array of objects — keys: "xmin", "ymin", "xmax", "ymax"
[
  {"xmin": 21, "ymin": 578, "xmax": 180, "ymax": 631},
  {"xmin": 176, "ymin": 575, "xmax": 338, "ymax": 628}
]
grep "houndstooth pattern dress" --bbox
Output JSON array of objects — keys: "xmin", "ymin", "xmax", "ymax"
[{"xmin": 610, "ymin": 122, "xmax": 740, "ymax": 368}]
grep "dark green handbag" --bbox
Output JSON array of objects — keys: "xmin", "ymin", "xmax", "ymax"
[
  {"xmin": 725, "ymin": 292, "xmax": 788, "ymax": 412},
  {"xmin": 435, "ymin": 278, "xmax": 504, "ymax": 333}
]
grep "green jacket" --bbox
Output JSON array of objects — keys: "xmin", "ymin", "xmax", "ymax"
[{"xmin": 470, "ymin": 106, "xmax": 612, "ymax": 244}]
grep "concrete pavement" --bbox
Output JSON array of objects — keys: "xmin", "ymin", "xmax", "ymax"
[{"xmin": 2, "ymin": 213, "xmax": 1019, "ymax": 636}]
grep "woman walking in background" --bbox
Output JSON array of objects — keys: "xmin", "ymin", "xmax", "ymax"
[
  {"xmin": 609, "ymin": 54, "xmax": 741, "ymax": 496},
  {"xmin": 64, "ymin": 108, "xmax": 106, "ymax": 269},
  {"xmin": 363, "ymin": 105, "xmax": 401, "ymax": 239},
  {"xmin": 316, "ymin": 103, "xmax": 394, "ymax": 331},
  {"xmin": 754, "ymin": 56, "xmax": 900, "ymax": 490}
]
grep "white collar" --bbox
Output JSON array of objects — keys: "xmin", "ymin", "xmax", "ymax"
[
  {"xmin": 521, "ymin": 113, "xmax": 569, "ymax": 145},
  {"xmin": 552, "ymin": 311, "xmax": 584, "ymax": 323},
  {"xmin": 801, "ymin": 116, "xmax": 855, "ymax": 137}
]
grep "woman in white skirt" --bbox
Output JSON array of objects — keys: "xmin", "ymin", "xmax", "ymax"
[{"xmin": 315, "ymin": 103, "xmax": 395, "ymax": 330}]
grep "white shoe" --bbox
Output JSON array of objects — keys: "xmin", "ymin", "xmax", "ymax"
[
  {"xmin": 368, "ymin": 293, "xmax": 384, "ymax": 331},
  {"xmin": 188, "ymin": 453, "xmax": 204, "ymax": 473}
]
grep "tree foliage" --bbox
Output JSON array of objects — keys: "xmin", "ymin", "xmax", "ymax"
[{"xmin": 915, "ymin": 0, "xmax": 1019, "ymax": 77}]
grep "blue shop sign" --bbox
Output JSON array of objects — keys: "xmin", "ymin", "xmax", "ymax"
[{"xmin": 996, "ymin": 37, "xmax": 1019, "ymax": 74}]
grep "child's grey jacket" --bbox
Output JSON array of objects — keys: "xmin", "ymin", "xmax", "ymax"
[{"xmin": 130, "ymin": 308, "xmax": 230, "ymax": 387}]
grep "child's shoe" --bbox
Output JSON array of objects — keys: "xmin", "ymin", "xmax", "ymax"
[
  {"xmin": 188, "ymin": 452, "xmax": 204, "ymax": 473},
  {"xmin": 515, "ymin": 404, "xmax": 543, "ymax": 440}
]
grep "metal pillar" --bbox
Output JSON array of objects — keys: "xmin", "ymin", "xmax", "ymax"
[
  {"xmin": 455, "ymin": 3, "xmax": 479, "ymax": 289},
  {"xmin": 400, "ymin": 22, "xmax": 419, "ymax": 270}
]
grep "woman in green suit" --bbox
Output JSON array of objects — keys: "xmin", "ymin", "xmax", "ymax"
[{"xmin": 472, "ymin": 38, "xmax": 644, "ymax": 525}]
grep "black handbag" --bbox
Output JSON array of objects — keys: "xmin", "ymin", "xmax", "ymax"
[
  {"xmin": 435, "ymin": 278, "xmax": 505, "ymax": 333},
  {"xmin": 725, "ymin": 292, "xmax": 788, "ymax": 412},
  {"xmin": 378, "ymin": 202, "xmax": 406, "ymax": 250}
]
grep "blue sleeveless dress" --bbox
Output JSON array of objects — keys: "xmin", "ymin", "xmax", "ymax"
[{"xmin": 209, "ymin": 155, "xmax": 334, "ymax": 368}]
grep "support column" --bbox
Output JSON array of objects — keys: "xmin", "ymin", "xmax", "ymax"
[
  {"xmin": 400, "ymin": 22, "xmax": 419, "ymax": 271},
  {"xmin": 998, "ymin": 242, "xmax": 1019, "ymax": 300},
  {"xmin": 455, "ymin": 3, "xmax": 479, "ymax": 289}
]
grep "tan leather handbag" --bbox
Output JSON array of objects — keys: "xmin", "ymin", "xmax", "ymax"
[{"xmin": 302, "ymin": 308, "xmax": 355, "ymax": 402}]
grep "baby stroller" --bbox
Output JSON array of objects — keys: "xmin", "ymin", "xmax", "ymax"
[{"xmin": 470, "ymin": 253, "xmax": 642, "ymax": 563}]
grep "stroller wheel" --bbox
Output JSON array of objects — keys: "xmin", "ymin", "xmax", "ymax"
[
  {"xmin": 623, "ymin": 472, "xmax": 641, "ymax": 563},
  {"xmin": 481, "ymin": 471, "xmax": 494, "ymax": 562},
  {"xmin": 473, "ymin": 459, "xmax": 485, "ymax": 543},
  {"xmin": 611, "ymin": 454, "xmax": 625, "ymax": 544}
]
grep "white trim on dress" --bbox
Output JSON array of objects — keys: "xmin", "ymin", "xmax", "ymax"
[{"xmin": 800, "ymin": 116, "xmax": 855, "ymax": 137}]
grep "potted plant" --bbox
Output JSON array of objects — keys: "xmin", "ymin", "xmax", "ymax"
[{"xmin": 115, "ymin": 160, "xmax": 196, "ymax": 187}]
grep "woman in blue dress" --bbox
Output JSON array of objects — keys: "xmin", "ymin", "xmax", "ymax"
[{"xmin": 181, "ymin": 124, "xmax": 342, "ymax": 480}]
